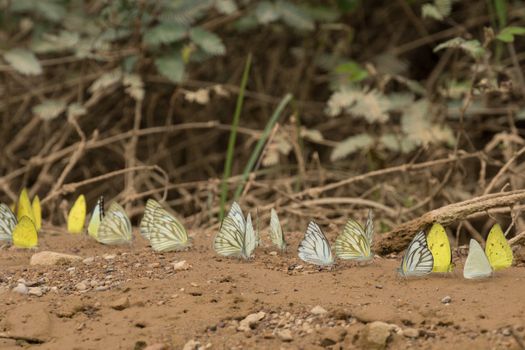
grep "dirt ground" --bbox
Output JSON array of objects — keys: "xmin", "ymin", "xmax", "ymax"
[{"xmin": 1, "ymin": 227, "xmax": 524, "ymax": 350}]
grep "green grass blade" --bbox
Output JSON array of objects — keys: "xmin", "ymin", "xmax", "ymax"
[
  {"xmin": 219, "ymin": 53, "xmax": 252, "ymax": 220},
  {"xmin": 233, "ymin": 93, "xmax": 293, "ymax": 199}
]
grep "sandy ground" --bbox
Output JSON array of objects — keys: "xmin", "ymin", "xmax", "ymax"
[{"xmin": 1, "ymin": 228, "xmax": 524, "ymax": 350}]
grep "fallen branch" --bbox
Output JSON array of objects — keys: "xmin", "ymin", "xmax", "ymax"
[{"xmin": 376, "ymin": 189, "xmax": 525, "ymax": 253}]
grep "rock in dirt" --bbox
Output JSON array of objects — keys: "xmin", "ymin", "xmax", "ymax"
[
  {"xmin": 172, "ymin": 260, "xmax": 191, "ymax": 271},
  {"xmin": 28, "ymin": 287, "xmax": 43, "ymax": 297},
  {"xmin": 30, "ymin": 251, "xmax": 82, "ymax": 266},
  {"xmin": 12, "ymin": 283, "xmax": 28, "ymax": 295},
  {"xmin": 441, "ymin": 296, "xmax": 452, "ymax": 304},
  {"xmin": 358, "ymin": 321, "xmax": 395, "ymax": 350},
  {"xmin": 110, "ymin": 296, "xmax": 130, "ymax": 310},
  {"xmin": 319, "ymin": 327, "xmax": 347, "ymax": 346},
  {"xmin": 277, "ymin": 329, "xmax": 293, "ymax": 342},
  {"xmin": 4, "ymin": 304, "xmax": 52, "ymax": 341},
  {"xmin": 310, "ymin": 305, "xmax": 328, "ymax": 315},
  {"xmin": 402, "ymin": 328, "xmax": 420, "ymax": 338},
  {"xmin": 75, "ymin": 281, "xmax": 89, "ymax": 291},
  {"xmin": 237, "ymin": 311, "xmax": 266, "ymax": 332},
  {"xmin": 144, "ymin": 343, "xmax": 169, "ymax": 350},
  {"xmin": 83, "ymin": 257, "xmax": 95, "ymax": 264},
  {"xmin": 182, "ymin": 339, "xmax": 201, "ymax": 350}
]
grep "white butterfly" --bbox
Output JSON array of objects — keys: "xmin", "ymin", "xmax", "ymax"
[
  {"xmin": 335, "ymin": 210, "xmax": 374, "ymax": 261},
  {"xmin": 463, "ymin": 239, "xmax": 492, "ymax": 279},
  {"xmin": 94, "ymin": 202, "xmax": 132, "ymax": 245},
  {"xmin": 269, "ymin": 208, "xmax": 286, "ymax": 252},
  {"xmin": 214, "ymin": 202, "xmax": 258, "ymax": 259},
  {"xmin": 398, "ymin": 230, "xmax": 434, "ymax": 277},
  {"xmin": 140, "ymin": 199, "xmax": 190, "ymax": 252},
  {"xmin": 0, "ymin": 203, "xmax": 17, "ymax": 242},
  {"xmin": 88, "ymin": 196, "xmax": 105, "ymax": 239},
  {"xmin": 298, "ymin": 221, "xmax": 334, "ymax": 266}
]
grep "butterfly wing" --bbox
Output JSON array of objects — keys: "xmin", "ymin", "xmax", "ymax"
[
  {"xmin": 95, "ymin": 202, "xmax": 132, "ymax": 245},
  {"xmin": 269, "ymin": 208, "xmax": 286, "ymax": 251},
  {"xmin": 464, "ymin": 239, "xmax": 493, "ymax": 279},
  {"xmin": 298, "ymin": 221, "xmax": 334, "ymax": 266},
  {"xmin": 17, "ymin": 188, "xmax": 35, "ymax": 224},
  {"xmin": 0, "ymin": 203, "xmax": 17, "ymax": 242},
  {"xmin": 88, "ymin": 196, "xmax": 104, "ymax": 239},
  {"xmin": 67, "ymin": 195, "xmax": 87, "ymax": 234},
  {"xmin": 31, "ymin": 195, "xmax": 42, "ymax": 231},
  {"xmin": 142, "ymin": 199, "xmax": 190, "ymax": 252},
  {"xmin": 485, "ymin": 223, "xmax": 513, "ymax": 271},
  {"xmin": 398, "ymin": 231, "xmax": 434, "ymax": 276},
  {"xmin": 335, "ymin": 215, "xmax": 372, "ymax": 261},
  {"xmin": 139, "ymin": 199, "xmax": 161, "ymax": 240},
  {"xmin": 12, "ymin": 216, "xmax": 38, "ymax": 248},
  {"xmin": 427, "ymin": 223, "xmax": 453, "ymax": 272},
  {"xmin": 243, "ymin": 213, "xmax": 257, "ymax": 258},
  {"xmin": 214, "ymin": 216, "xmax": 245, "ymax": 258}
]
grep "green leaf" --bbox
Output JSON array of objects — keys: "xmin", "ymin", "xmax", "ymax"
[
  {"xmin": 88, "ymin": 69, "xmax": 122, "ymax": 94},
  {"xmin": 334, "ymin": 61, "xmax": 368, "ymax": 83},
  {"xmin": 33, "ymin": 100, "xmax": 66, "ymax": 120},
  {"xmin": 31, "ymin": 31, "xmax": 80, "ymax": 53},
  {"xmin": 331, "ymin": 133, "xmax": 373, "ymax": 161},
  {"xmin": 143, "ymin": 23, "xmax": 187, "ymax": 46},
  {"xmin": 3, "ymin": 49, "xmax": 43, "ymax": 76},
  {"xmin": 189, "ymin": 27, "xmax": 226, "ymax": 55},
  {"xmin": 434, "ymin": 37, "xmax": 484, "ymax": 59},
  {"xmin": 496, "ymin": 26, "xmax": 525, "ymax": 43},
  {"xmin": 215, "ymin": 0, "xmax": 237, "ymax": 14},
  {"xmin": 380, "ymin": 134, "xmax": 417, "ymax": 153},
  {"xmin": 155, "ymin": 55, "xmax": 185, "ymax": 83},
  {"xmin": 255, "ymin": 1, "xmax": 280, "ymax": 24},
  {"xmin": 275, "ymin": 0, "xmax": 315, "ymax": 31},
  {"xmin": 421, "ymin": 4, "xmax": 444, "ymax": 21}
]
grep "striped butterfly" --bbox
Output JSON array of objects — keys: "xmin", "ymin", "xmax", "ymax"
[
  {"xmin": 464, "ymin": 239, "xmax": 492, "ymax": 279},
  {"xmin": 214, "ymin": 202, "xmax": 258, "ymax": 259},
  {"xmin": 269, "ymin": 208, "xmax": 286, "ymax": 252},
  {"xmin": 94, "ymin": 202, "xmax": 132, "ymax": 245},
  {"xmin": 88, "ymin": 196, "xmax": 105, "ymax": 239},
  {"xmin": 398, "ymin": 230, "xmax": 434, "ymax": 277},
  {"xmin": 0, "ymin": 203, "xmax": 17, "ymax": 242},
  {"xmin": 140, "ymin": 199, "xmax": 190, "ymax": 252},
  {"xmin": 335, "ymin": 210, "xmax": 374, "ymax": 261},
  {"xmin": 298, "ymin": 221, "xmax": 335, "ymax": 267}
]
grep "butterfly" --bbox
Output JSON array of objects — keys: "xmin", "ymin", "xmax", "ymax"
[
  {"xmin": 17, "ymin": 188, "xmax": 35, "ymax": 226},
  {"xmin": 88, "ymin": 196, "xmax": 105, "ymax": 239},
  {"xmin": 298, "ymin": 221, "xmax": 335, "ymax": 267},
  {"xmin": 463, "ymin": 239, "xmax": 492, "ymax": 279},
  {"xmin": 12, "ymin": 216, "xmax": 38, "ymax": 248},
  {"xmin": 140, "ymin": 199, "xmax": 190, "ymax": 252},
  {"xmin": 398, "ymin": 230, "xmax": 434, "ymax": 277},
  {"xmin": 269, "ymin": 208, "xmax": 286, "ymax": 252},
  {"xmin": 213, "ymin": 202, "xmax": 258, "ymax": 259},
  {"xmin": 0, "ymin": 203, "xmax": 17, "ymax": 242},
  {"xmin": 485, "ymin": 223, "xmax": 513, "ymax": 271},
  {"xmin": 426, "ymin": 222, "xmax": 453, "ymax": 272},
  {"xmin": 31, "ymin": 195, "xmax": 42, "ymax": 231},
  {"xmin": 94, "ymin": 202, "xmax": 132, "ymax": 245},
  {"xmin": 335, "ymin": 210, "xmax": 374, "ymax": 261},
  {"xmin": 67, "ymin": 195, "xmax": 86, "ymax": 234}
]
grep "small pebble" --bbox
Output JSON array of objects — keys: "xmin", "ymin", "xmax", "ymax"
[
  {"xmin": 12, "ymin": 283, "xmax": 28, "ymax": 295},
  {"xmin": 441, "ymin": 296, "xmax": 452, "ymax": 304}
]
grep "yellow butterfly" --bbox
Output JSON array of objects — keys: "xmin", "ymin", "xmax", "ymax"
[
  {"xmin": 427, "ymin": 223, "xmax": 453, "ymax": 272},
  {"xmin": 88, "ymin": 196, "xmax": 104, "ymax": 239},
  {"xmin": 67, "ymin": 195, "xmax": 87, "ymax": 234},
  {"xmin": 32, "ymin": 195, "xmax": 42, "ymax": 231},
  {"xmin": 485, "ymin": 223, "xmax": 513, "ymax": 271},
  {"xmin": 17, "ymin": 188, "xmax": 35, "ymax": 225},
  {"xmin": 12, "ymin": 216, "xmax": 38, "ymax": 248}
]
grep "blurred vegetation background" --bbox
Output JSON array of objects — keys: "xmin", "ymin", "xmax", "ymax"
[{"xmin": 1, "ymin": 0, "xmax": 524, "ymax": 247}]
